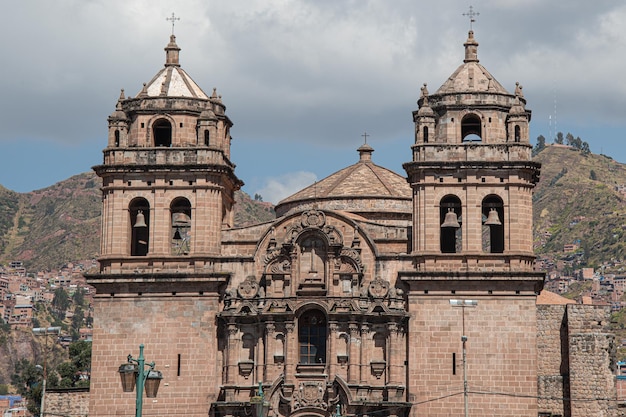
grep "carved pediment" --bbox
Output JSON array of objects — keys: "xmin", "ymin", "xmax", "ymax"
[{"xmin": 329, "ymin": 299, "xmax": 358, "ymax": 313}]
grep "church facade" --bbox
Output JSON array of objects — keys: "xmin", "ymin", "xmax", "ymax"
[{"xmin": 85, "ymin": 31, "xmax": 616, "ymax": 417}]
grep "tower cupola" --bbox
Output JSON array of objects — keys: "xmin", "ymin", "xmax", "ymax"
[{"xmin": 165, "ymin": 34, "xmax": 181, "ymax": 67}]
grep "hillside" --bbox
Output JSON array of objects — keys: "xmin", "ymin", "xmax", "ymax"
[
  {"xmin": 0, "ymin": 174, "xmax": 275, "ymax": 271},
  {"xmin": 532, "ymin": 144, "xmax": 626, "ymax": 270}
]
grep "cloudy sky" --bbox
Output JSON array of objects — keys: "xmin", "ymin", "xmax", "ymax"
[{"xmin": 1, "ymin": 1, "xmax": 624, "ymax": 202}]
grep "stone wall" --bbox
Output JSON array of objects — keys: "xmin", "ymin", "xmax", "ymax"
[
  {"xmin": 568, "ymin": 305, "xmax": 616, "ymax": 417},
  {"xmin": 537, "ymin": 304, "xmax": 617, "ymax": 417},
  {"xmin": 537, "ymin": 304, "xmax": 568, "ymax": 415},
  {"xmin": 45, "ymin": 388, "xmax": 89, "ymax": 417}
]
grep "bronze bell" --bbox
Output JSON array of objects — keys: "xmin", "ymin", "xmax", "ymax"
[
  {"xmin": 172, "ymin": 228, "xmax": 182, "ymax": 241},
  {"xmin": 172, "ymin": 212, "xmax": 191, "ymax": 226},
  {"xmin": 441, "ymin": 208, "xmax": 460, "ymax": 228},
  {"xmin": 133, "ymin": 210, "xmax": 147, "ymax": 228},
  {"xmin": 484, "ymin": 208, "xmax": 502, "ymax": 226}
]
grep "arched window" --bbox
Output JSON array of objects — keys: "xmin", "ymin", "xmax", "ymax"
[
  {"xmin": 440, "ymin": 195, "xmax": 462, "ymax": 253},
  {"xmin": 298, "ymin": 310, "xmax": 327, "ymax": 364},
  {"xmin": 129, "ymin": 198, "xmax": 150, "ymax": 256},
  {"xmin": 170, "ymin": 197, "xmax": 191, "ymax": 255},
  {"xmin": 423, "ymin": 126, "xmax": 429, "ymax": 143},
  {"xmin": 153, "ymin": 119, "xmax": 172, "ymax": 147},
  {"xmin": 204, "ymin": 129, "xmax": 210, "ymax": 146},
  {"xmin": 514, "ymin": 125, "xmax": 521, "ymax": 142},
  {"xmin": 114, "ymin": 130, "xmax": 120, "ymax": 147},
  {"xmin": 482, "ymin": 195, "xmax": 504, "ymax": 253},
  {"xmin": 461, "ymin": 114, "xmax": 482, "ymax": 142}
]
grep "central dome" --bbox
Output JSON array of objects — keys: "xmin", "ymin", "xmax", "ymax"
[{"xmin": 275, "ymin": 144, "xmax": 411, "ymax": 223}]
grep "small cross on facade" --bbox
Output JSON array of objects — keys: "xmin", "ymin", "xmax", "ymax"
[
  {"xmin": 166, "ymin": 12, "xmax": 180, "ymax": 35},
  {"xmin": 361, "ymin": 132, "xmax": 369, "ymax": 144},
  {"xmin": 462, "ymin": 6, "xmax": 479, "ymax": 30}
]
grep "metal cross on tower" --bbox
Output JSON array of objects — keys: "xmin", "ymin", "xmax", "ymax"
[
  {"xmin": 462, "ymin": 6, "xmax": 479, "ymax": 30},
  {"xmin": 166, "ymin": 12, "xmax": 180, "ymax": 35},
  {"xmin": 361, "ymin": 132, "xmax": 369, "ymax": 144}
]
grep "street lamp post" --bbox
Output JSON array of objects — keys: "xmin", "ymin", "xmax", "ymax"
[
  {"xmin": 32, "ymin": 326, "xmax": 61, "ymax": 417},
  {"xmin": 250, "ymin": 381, "xmax": 270, "ymax": 417},
  {"xmin": 450, "ymin": 299, "xmax": 478, "ymax": 417},
  {"xmin": 118, "ymin": 344, "xmax": 163, "ymax": 417}
]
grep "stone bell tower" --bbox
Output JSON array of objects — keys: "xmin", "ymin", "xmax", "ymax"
[
  {"xmin": 95, "ymin": 34, "xmax": 241, "ymax": 265},
  {"xmin": 87, "ymin": 35, "xmax": 242, "ymax": 417},
  {"xmin": 402, "ymin": 30, "xmax": 544, "ymax": 417}
]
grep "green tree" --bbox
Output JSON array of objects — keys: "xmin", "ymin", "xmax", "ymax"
[
  {"xmin": 581, "ymin": 141, "xmax": 591, "ymax": 155},
  {"xmin": 555, "ymin": 131, "xmax": 564, "ymax": 144},
  {"xmin": 565, "ymin": 132, "xmax": 574, "ymax": 146},
  {"xmin": 71, "ymin": 307, "xmax": 84, "ymax": 333},
  {"xmin": 533, "ymin": 135, "xmax": 546, "ymax": 156},
  {"xmin": 72, "ymin": 288, "xmax": 85, "ymax": 307},
  {"xmin": 11, "ymin": 359, "xmax": 43, "ymax": 416},
  {"xmin": 69, "ymin": 340, "xmax": 92, "ymax": 372},
  {"xmin": 52, "ymin": 288, "xmax": 70, "ymax": 320},
  {"xmin": 56, "ymin": 362, "xmax": 77, "ymax": 388}
]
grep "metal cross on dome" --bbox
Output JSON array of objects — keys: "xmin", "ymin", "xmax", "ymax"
[
  {"xmin": 166, "ymin": 12, "xmax": 180, "ymax": 35},
  {"xmin": 463, "ymin": 6, "xmax": 479, "ymax": 30}
]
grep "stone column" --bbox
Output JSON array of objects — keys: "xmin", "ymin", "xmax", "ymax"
[
  {"xmin": 360, "ymin": 323, "xmax": 370, "ymax": 384},
  {"xmin": 328, "ymin": 322, "xmax": 338, "ymax": 378},
  {"xmin": 388, "ymin": 321, "xmax": 402, "ymax": 386},
  {"xmin": 348, "ymin": 323, "xmax": 359, "ymax": 383},
  {"xmin": 265, "ymin": 322, "xmax": 275, "ymax": 382},
  {"xmin": 226, "ymin": 323, "xmax": 238, "ymax": 384},
  {"xmin": 256, "ymin": 323, "xmax": 266, "ymax": 384},
  {"xmin": 284, "ymin": 322, "xmax": 295, "ymax": 385}
]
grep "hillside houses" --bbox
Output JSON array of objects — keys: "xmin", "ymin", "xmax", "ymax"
[{"xmin": 0, "ymin": 261, "xmax": 95, "ymax": 333}]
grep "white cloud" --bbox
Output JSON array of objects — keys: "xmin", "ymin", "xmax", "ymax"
[
  {"xmin": 255, "ymin": 171, "xmax": 317, "ymax": 204},
  {"xmin": 2, "ymin": 0, "xmax": 626, "ymax": 192}
]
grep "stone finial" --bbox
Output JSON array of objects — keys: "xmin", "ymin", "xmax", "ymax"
[
  {"xmin": 165, "ymin": 34, "xmax": 181, "ymax": 67},
  {"xmin": 420, "ymin": 83, "xmax": 429, "ymax": 98},
  {"xmin": 139, "ymin": 83, "xmax": 148, "ymax": 98},
  {"xmin": 357, "ymin": 143, "xmax": 374, "ymax": 162},
  {"xmin": 515, "ymin": 82, "xmax": 524, "ymax": 98},
  {"xmin": 463, "ymin": 30, "xmax": 479, "ymax": 63},
  {"xmin": 119, "ymin": 89, "xmax": 125, "ymax": 101}
]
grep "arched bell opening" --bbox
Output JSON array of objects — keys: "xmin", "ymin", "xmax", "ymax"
[
  {"xmin": 170, "ymin": 197, "xmax": 191, "ymax": 255},
  {"xmin": 129, "ymin": 198, "xmax": 150, "ymax": 256},
  {"xmin": 482, "ymin": 195, "xmax": 504, "ymax": 253},
  {"xmin": 514, "ymin": 125, "xmax": 521, "ymax": 142},
  {"xmin": 461, "ymin": 114, "xmax": 482, "ymax": 142},
  {"xmin": 440, "ymin": 195, "xmax": 462, "ymax": 253},
  {"xmin": 153, "ymin": 118, "xmax": 172, "ymax": 147}
]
